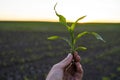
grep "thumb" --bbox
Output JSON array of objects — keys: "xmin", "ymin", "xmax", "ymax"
[{"xmin": 58, "ymin": 53, "xmax": 73, "ymax": 68}]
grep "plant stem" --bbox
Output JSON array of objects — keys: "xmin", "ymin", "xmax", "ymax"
[{"xmin": 70, "ymin": 29, "xmax": 75, "ymax": 53}]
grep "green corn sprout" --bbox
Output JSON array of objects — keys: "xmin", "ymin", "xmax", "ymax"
[{"xmin": 48, "ymin": 3, "xmax": 105, "ymax": 53}]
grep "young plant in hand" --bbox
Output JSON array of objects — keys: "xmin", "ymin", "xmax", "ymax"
[{"xmin": 48, "ymin": 3, "xmax": 105, "ymax": 54}]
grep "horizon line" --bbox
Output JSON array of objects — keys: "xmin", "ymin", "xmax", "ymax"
[{"xmin": 0, "ymin": 20, "xmax": 120, "ymax": 24}]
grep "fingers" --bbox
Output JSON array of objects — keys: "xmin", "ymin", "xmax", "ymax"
[
  {"xmin": 73, "ymin": 51, "xmax": 81, "ymax": 62},
  {"xmin": 56, "ymin": 53, "xmax": 73, "ymax": 68},
  {"xmin": 75, "ymin": 62, "xmax": 83, "ymax": 73},
  {"xmin": 74, "ymin": 52, "xmax": 83, "ymax": 73}
]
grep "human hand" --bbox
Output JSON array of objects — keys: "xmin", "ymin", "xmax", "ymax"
[
  {"xmin": 46, "ymin": 52, "xmax": 83, "ymax": 80},
  {"xmin": 63, "ymin": 52, "xmax": 83, "ymax": 80}
]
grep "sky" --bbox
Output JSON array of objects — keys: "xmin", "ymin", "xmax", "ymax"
[{"xmin": 0, "ymin": 0, "xmax": 120, "ymax": 23}]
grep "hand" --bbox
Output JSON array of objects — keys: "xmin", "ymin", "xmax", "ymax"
[{"xmin": 46, "ymin": 52, "xmax": 83, "ymax": 80}]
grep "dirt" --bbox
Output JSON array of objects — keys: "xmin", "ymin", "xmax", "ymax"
[{"xmin": 0, "ymin": 31, "xmax": 120, "ymax": 80}]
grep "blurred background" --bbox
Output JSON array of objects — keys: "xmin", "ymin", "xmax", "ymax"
[{"xmin": 0, "ymin": 0, "xmax": 120, "ymax": 80}]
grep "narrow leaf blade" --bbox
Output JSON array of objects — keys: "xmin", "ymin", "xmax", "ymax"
[
  {"xmin": 48, "ymin": 36, "xmax": 60, "ymax": 40},
  {"xmin": 48, "ymin": 36, "xmax": 72, "ymax": 48},
  {"xmin": 76, "ymin": 31, "xmax": 88, "ymax": 39},
  {"xmin": 74, "ymin": 31, "xmax": 89, "ymax": 45},
  {"xmin": 71, "ymin": 15, "xmax": 86, "ymax": 30},
  {"xmin": 75, "ymin": 46, "xmax": 87, "ymax": 51},
  {"xmin": 54, "ymin": 3, "xmax": 68, "ymax": 27},
  {"xmin": 58, "ymin": 15, "xmax": 67, "ymax": 26},
  {"xmin": 91, "ymin": 32, "xmax": 106, "ymax": 42}
]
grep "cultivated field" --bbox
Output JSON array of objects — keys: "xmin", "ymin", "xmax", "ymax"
[{"xmin": 0, "ymin": 22, "xmax": 120, "ymax": 80}]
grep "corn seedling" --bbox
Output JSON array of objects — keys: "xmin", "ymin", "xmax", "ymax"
[{"xmin": 48, "ymin": 3, "xmax": 105, "ymax": 54}]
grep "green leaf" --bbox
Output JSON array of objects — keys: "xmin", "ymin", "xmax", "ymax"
[
  {"xmin": 54, "ymin": 3, "xmax": 68, "ymax": 27},
  {"xmin": 76, "ymin": 31, "xmax": 88, "ymax": 39},
  {"xmin": 48, "ymin": 36, "xmax": 72, "ymax": 49},
  {"xmin": 75, "ymin": 46, "xmax": 87, "ymax": 51},
  {"xmin": 48, "ymin": 36, "xmax": 60, "ymax": 40},
  {"xmin": 71, "ymin": 15, "xmax": 86, "ymax": 30},
  {"xmin": 61, "ymin": 37, "xmax": 72, "ymax": 48},
  {"xmin": 58, "ymin": 15, "xmax": 67, "ymax": 26},
  {"xmin": 91, "ymin": 32, "xmax": 106, "ymax": 42},
  {"xmin": 48, "ymin": 36, "xmax": 71, "ymax": 47},
  {"xmin": 74, "ymin": 31, "xmax": 89, "ymax": 44},
  {"xmin": 68, "ymin": 26, "xmax": 72, "ymax": 32}
]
